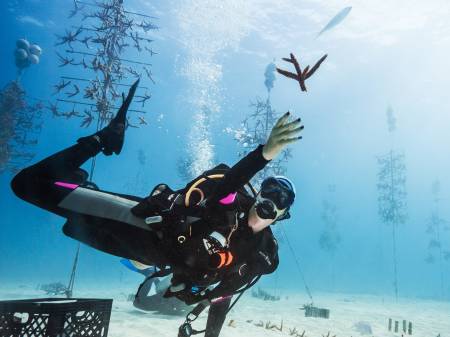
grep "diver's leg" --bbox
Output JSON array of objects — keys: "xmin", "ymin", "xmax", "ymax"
[
  {"xmin": 10, "ymin": 79, "xmax": 139, "ymax": 216},
  {"xmin": 10, "ymin": 123, "xmax": 126, "ymax": 216},
  {"xmin": 10, "ymin": 140, "xmax": 101, "ymax": 217},
  {"xmin": 204, "ymin": 296, "xmax": 232, "ymax": 337},
  {"xmin": 11, "ymin": 79, "xmax": 160, "ymax": 263}
]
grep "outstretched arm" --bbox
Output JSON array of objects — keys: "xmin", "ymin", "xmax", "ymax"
[
  {"xmin": 208, "ymin": 112, "xmax": 303, "ymax": 203},
  {"xmin": 262, "ymin": 111, "xmax": 303, "ymax": 160}
]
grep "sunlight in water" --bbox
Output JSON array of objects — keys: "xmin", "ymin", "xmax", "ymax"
[{"xmin": 173, "ymin": 0, "xmax": 253, "ymax": 176}]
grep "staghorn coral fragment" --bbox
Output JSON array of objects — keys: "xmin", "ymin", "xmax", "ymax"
[
  {"xmin": 227, "ymin": 319, "xmax": 236, "ymax": 328},
  {"xmin": 272, "ymin": 320, "xmax": 283, "ymax": 332},
  {"xmin": 277, "ymin": 53, "xmax": 327, "ymax": 92},
  {"xmin": 289, "ymin": 327, "xmax": 298, "ymax": 336},
  {"xmin": 255, "ymin": 320, "xmax": 264, "ymax": 327},
  {"xmin": 304, "ymin": 54, "xmax": 328, "ymax": 79}
]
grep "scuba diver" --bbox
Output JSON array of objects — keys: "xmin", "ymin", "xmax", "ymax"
[{"xmin": 10, "ymin": 80, "xmax": 303, "ymax": 337}]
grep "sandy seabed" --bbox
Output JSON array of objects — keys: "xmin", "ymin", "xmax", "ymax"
[{"xmin": 1, "ymin": 287, "xmax": 449, "ymax": 337}]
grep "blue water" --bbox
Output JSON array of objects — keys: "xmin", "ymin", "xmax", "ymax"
[{"xmin": 1, "ymin": 0, "xmax": 450, "ymax": 306}]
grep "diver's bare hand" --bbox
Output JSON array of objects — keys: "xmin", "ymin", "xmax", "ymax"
[{"xmin": 262, "ymin": 112, "xmax": 303, "ymax": 161}]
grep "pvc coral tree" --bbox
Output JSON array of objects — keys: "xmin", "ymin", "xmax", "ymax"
[
  {"xmin": 51, "ymin": 0, "xmax": 157, "ymax": 178},
  {"xmin": 425, "ymin": 179, "xmax": 450, "ymax": 299},
  {"xmin": 318, "ymin": 184, "xmax": 341, "ymax": 289},
  {"xmin": 230, "ymin": 62, "xmax": 291, "ymax": 186},
  {"xmin": 0, "ymin": 38, "xmax": 44, "ymax": 173},
  {"xmin": 376, "ymin": 105, "xmax": 407, "ymax": 301}
]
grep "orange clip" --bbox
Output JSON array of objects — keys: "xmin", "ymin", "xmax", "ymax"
[
  {"xmin": 217, "ymin": 252, "xmax": 227, "ymax": 268},
  {"xmin": 225, "ymin": 252, "xmax": 233, "ymax": 266}
]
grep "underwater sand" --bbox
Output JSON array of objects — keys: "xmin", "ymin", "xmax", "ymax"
[{"xmin": 1, "ymin": 287, "xmax": 448, "ymax": 337}]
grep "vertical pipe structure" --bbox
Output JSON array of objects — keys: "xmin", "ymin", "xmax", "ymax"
[
  {"xmin": 427, "ymin": 180, "xmax": 447, "ymax": 299},
  {"xmin": 66, "ymin": 243, "xmax": 81, "ymax": 298},
  {"xmin": 433, "ymin": 181, "xmax": 446, "ymax": 300},
  {"xmin": 436, "ymin": 210, "xmax": 445, "ymax": 299},
  {"xmin": 389, "ymin": 150, "xmax": 399, "ymax": 301},
  {"xmin": 318, "ymin": 185, "xmax": 340, "ymax": 291},
  {"xmin": 377, "ymin": 106, "xmax": 407, "ymax": 301}
]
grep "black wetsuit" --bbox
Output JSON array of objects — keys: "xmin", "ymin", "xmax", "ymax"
[
  {"xmin": 11, "ymin": 141, "xmax": 169, "ymax": 266},
  {"xmin": 11, "ymin": 140, "xmax": 279, "ymax": 337}
]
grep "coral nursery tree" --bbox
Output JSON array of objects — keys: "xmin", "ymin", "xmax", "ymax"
[
  {"xmin": 51, "ymin": 0, "xmax": 157, "ymax": 179},
  {"xmin": 228, "ymin": 55, "xmax": 326, "ymax": 306},
  {"xmin": 318, "ymin": 185, "xmax": 341, "ymax": 290},
  {"xmin": 0, "ymin": 39, "xmax": 44, "ymax": 174},
  {"xmin": 0, "ymin": 82, "xmax": 43, "ymax": 173},
  {"xmin": 376, "ymin": 106, "xmax": 408, "ymax": 301},
  {"xmin": 227, "ymin": 62, "xmax": 293, "ymax": 246},
  {"xmin": 46, "ymin": 0, "xmax": 157, "ymax": 296},
  {"xmin": 425, "ymin": 179, "xmax": 450, "ymax": 299},
  {"xmin": 124, "ymin": 149, "xmax": 151, "ymax": 195}
]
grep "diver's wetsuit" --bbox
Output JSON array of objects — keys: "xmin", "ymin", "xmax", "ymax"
[
  {"xmin": 10, "ymin": 140, "xmax": 169, "ymax": 266},
  {"xmin": 11, "ymin": 139, "xmax": 279, "ymax": 337}
]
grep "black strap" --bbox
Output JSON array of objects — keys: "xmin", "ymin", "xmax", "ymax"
[
  {"xmin": 179, "ymin": 275, "xmax": 262, "ymax": 335},
  {"xmin": 183, "ymin": 290, "xmax": 248, "ymax": 335},
  {"xmin": 168, "ymin": 203, "xmax": 206, "ymax": 218}
]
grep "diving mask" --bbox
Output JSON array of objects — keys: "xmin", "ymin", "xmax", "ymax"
[
  {"xmin": 255, "ymin": 194, "xmax": 288, "ymax": 220},
  {"xmin": 255, "ymin": 176, "xmax": 295, "ymax": 221}
]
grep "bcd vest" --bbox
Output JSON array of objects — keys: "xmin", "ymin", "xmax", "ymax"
[{"xmin": 131, "ymin": 163, "xmax": 257, "ymax": 248}]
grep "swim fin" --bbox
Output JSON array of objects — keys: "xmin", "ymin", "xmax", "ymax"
[
  {"xmin": 100, "ymin": 79, "xmax": 140, "ymax": 155},
  {"xmin": 120, "ymin": 258, "xmax": 155, "ymax": 277},
  {"xmin": 77, "ymin": 79, "xmax": 140, "ymax": 156}
]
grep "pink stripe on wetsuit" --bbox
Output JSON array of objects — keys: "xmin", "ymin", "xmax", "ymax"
[
  {"xmin": 219, "ymin": 192, "xmax": 237, "ymax": 205},
  {"xmin": 54, "ymin": 181, "xmax": 79, "ymax": 190}
]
